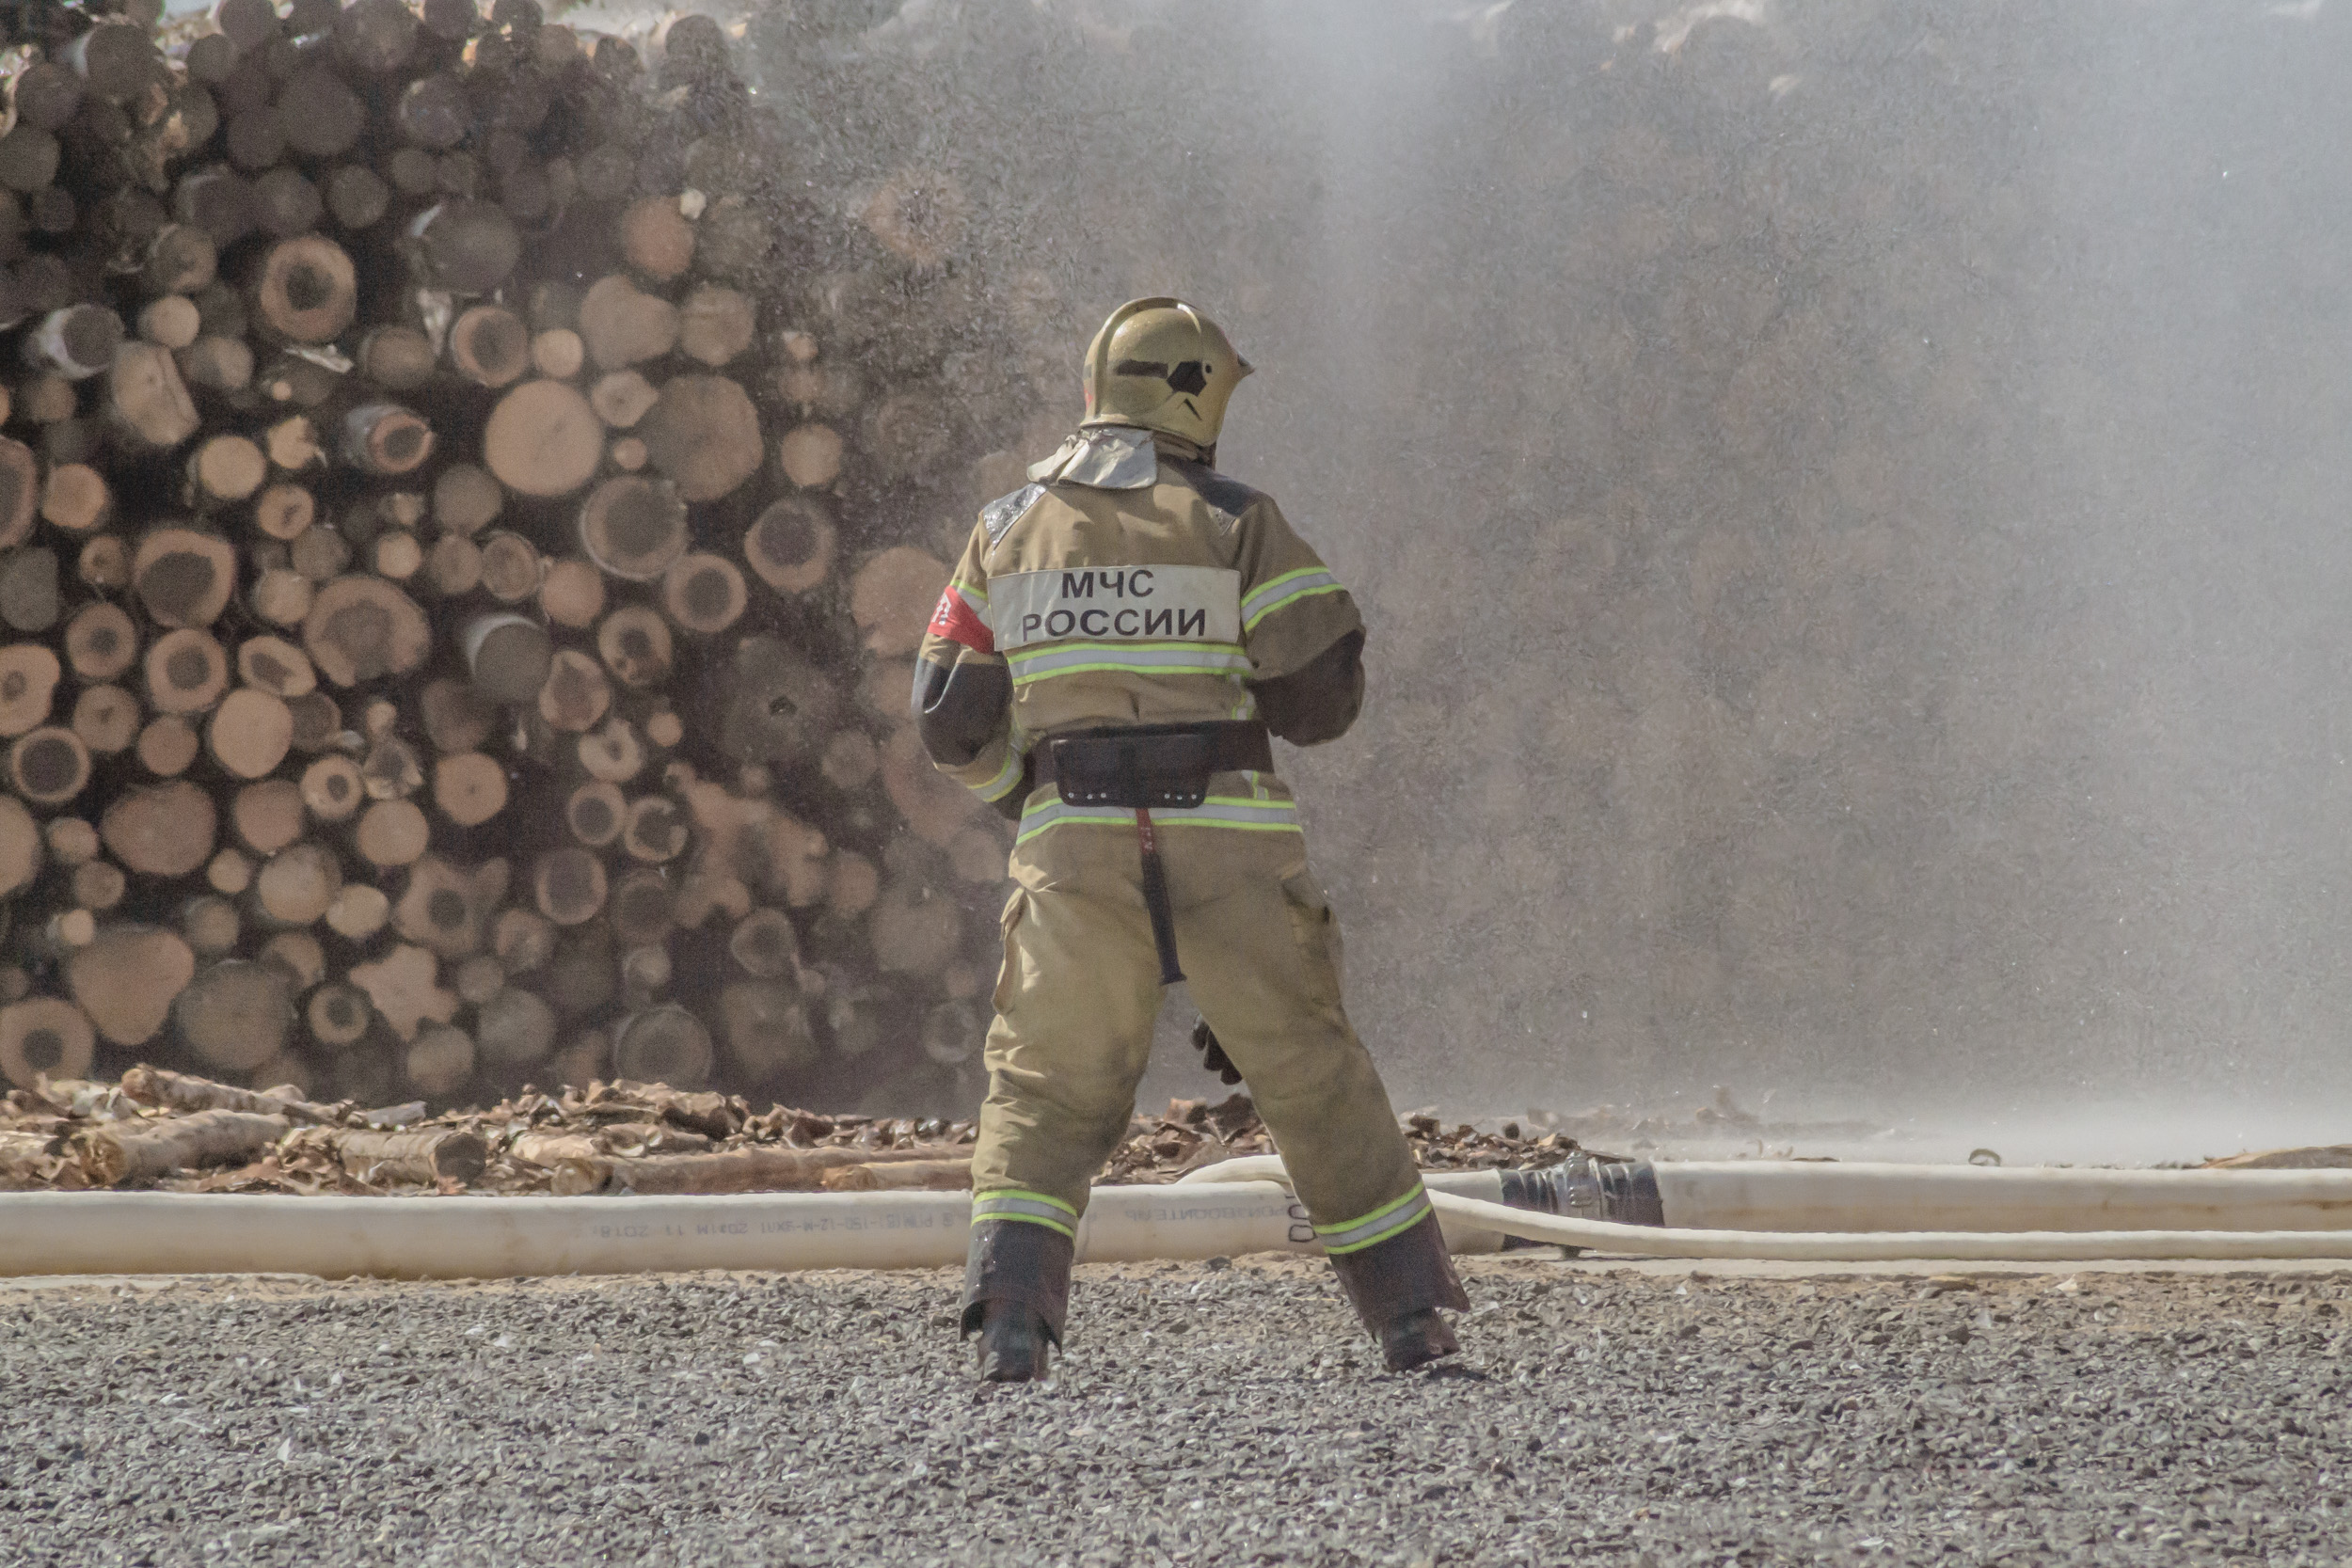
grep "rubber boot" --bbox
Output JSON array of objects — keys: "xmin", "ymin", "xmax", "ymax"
[
  {"xmin": 1323, "ymin": 1208, "xmax": 1471, "ymax": 1371},
  {"xmin": 975, "ymin": 1301, "xmax": 1053, "ymax": 1383},
  {"xmin": 1380, "ymin": 1307, "xmax": 1460, "ymax": 1372},
  {"xmin": 961, "ymin": 1213, "xmax": 1074, "ymax": 1385}
]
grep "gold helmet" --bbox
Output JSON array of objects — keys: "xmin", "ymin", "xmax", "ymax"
[{"xmin": 1080, "ymin": 297, "xmax": 1252, "ymax": 449}]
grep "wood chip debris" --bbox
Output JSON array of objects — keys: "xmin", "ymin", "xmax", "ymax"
[{"xmin": 0, "ymin": 1071, "xmax": 1593, "ymax": 1195}]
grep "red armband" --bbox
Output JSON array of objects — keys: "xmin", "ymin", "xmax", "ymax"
[{"xmin": 928, "ymin": 585, "xmax": 994, "ymax": 655}]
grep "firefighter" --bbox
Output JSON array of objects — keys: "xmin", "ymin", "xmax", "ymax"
[{"xmin": 912, "ymin": 298, "xmax": 1467, "ymax": 1381}]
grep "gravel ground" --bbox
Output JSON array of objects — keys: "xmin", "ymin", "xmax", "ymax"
[{"xmin": 4, "ymin": 1256, "xmax": 2351, "ymax": 1566}]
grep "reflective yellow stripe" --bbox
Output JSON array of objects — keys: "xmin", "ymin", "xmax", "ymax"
[
  {"xmin": 972, "ymin": 1189, "xmax": 1078, "ymax": 1237},
  {"xmin": 1315, "ymin": 1186, "xmax": 1431, "ymax": 1254},
  {"xmin": 1242, "ymin": 567, "xmax": 1344, "ymax": 630},
  {"xmin": 1005, "ymin": 641, "xmax": 1250, "ymax": 686},
  {"xmin": 971, "ymin": 749, "xmax": 1025, "ymax": 802},
  {"xmin": 951, "ymin": 578, "xmax": 988, "ymax": 608},
  {"xmin": 1014, "ymin": 793, "xmax": 1302, "ymax": 847}
]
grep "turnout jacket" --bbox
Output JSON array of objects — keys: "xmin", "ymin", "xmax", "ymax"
[{"xmin": 913, "ymin": 423, "xmax": 1365, "ymax": 836}]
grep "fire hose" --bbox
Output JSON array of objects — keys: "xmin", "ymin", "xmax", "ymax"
[{"xmin": 8, "ymin": 1155, "xmax": 2352, "ymax": 1278}]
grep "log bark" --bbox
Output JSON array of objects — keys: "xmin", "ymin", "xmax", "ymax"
[
  {"xmin": 563, "ymin": 1143, "xmax": 944, "ymax": 1196},
  {"xmin": 335, "ymin": 1127, "xmax": 487, "ymax": 1184},
  {"xmin": 121, "ymin": 1063, "xmax": 336, "ymax": 1123},
  {"xmin": 820, "ymin": 1158, "xmax": 973, "ymax": 1192},
  {"xmin": 81, "ymin": 1109, "xmax": 289, "ymax": 1186}
]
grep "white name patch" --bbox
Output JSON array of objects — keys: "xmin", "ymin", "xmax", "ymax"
[{"xmin": 988, "ymin": 565, "xmax": 1241, "ymax": 650}]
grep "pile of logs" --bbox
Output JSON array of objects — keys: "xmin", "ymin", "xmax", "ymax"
[
  {"xmin": 0, "ymin": 1064, "xmax": 1599, "ymax": 1192},
  {"xmin": 0, "ymin": 0, "xmax": 1025, "ymax": 1108}
]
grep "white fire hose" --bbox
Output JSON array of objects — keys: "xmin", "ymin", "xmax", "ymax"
[
  {"xmin": 8, "ymin": 1157, "xmax": 2352, "ymax": 1278},
  {"xmin": 1184, "ymin": 1157, "xmax": 2352, "ymax": 1262}
]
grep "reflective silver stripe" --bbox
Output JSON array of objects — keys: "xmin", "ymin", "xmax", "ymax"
[
  {"xmin": 1242, "ymin": 567, "xmax": 1343, "ymax": 627},
  {"xmin": 1315, "ymin": 1188, "xmax": 1431, "ymax": 1254},
  {"xmin": 1005, "ymin": 641, "xmax": 1251, "ymax": 684},
  {"xmin": 1015, "ymin": 794, "xmax": 1301, "ymax": 846}
]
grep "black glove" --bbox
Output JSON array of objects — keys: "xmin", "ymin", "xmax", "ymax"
[{"xmin": 1190, "ymin": 1018, "xmax": 1243, "ymax": 1086}]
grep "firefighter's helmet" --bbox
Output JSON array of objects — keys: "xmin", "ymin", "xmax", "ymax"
[{"xmin": 1080, "ymin": 297, "xmax": 1252, "ymax": 449}]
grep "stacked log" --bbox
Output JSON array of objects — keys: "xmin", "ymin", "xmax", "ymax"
[{"xmin": 0, "ymin": 0, "xmax": 1017, "ymax": 1110}]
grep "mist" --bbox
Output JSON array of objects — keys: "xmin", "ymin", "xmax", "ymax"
[{"xmin": 596, "ymin": 0, "xmax": 2352, "ymax": 1149}]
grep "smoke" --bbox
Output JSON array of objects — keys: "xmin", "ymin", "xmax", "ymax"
[{"xmin": 697, "ymin": 0, "xmax": 2351, "ymax": 1138}]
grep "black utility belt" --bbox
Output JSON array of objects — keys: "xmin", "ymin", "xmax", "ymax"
[{"xmin": 1034, "ymin": 721, "xmax": 1272, "ymax": 810}]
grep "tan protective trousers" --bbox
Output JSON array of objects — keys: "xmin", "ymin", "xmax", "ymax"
[{"xmin": 971, "ymin": 808, "xmax": 1424, "ymax": 1243}]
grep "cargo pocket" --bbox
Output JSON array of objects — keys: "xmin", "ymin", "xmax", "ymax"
[
  {"xmin": 992, "ymin": 888, "xmax": 1029, "ymax": 1015},
  {"xmin": 1279, "ymin": 867, "xmax": 1344, "ymax": 1009}
]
